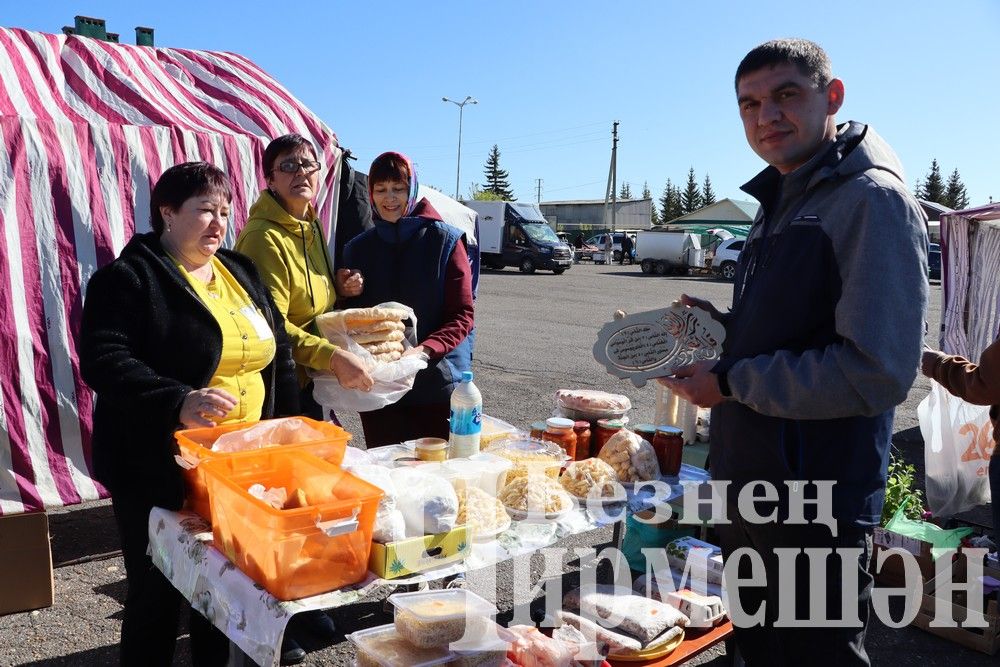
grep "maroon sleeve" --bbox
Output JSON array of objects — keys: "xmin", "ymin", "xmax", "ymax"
[{"xmin": 421, "ymin": 240, "xmax": 475, "ymax": 359}]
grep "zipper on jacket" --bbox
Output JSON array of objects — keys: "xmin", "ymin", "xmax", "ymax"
[{"xmin": 300, "ymin": 222, "xmax": 315, "ymax": 309}]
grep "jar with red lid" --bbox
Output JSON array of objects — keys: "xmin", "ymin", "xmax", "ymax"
[
  {"xmin": 593, "ymin": 418, "xmax": 625, "ymax": 456},
  {"xmin": 572, "ymin": 421, "xmax": 591, "ymax": 460},
  {"xmin": 652, "ymin": 426, "xmax": 684, "ymax": 476},
  {"xmin": 541, "ymin": 417, "xmax": 577, "ymax": 460}
]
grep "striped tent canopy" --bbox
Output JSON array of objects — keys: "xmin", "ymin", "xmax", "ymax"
[{"xmin": 0, "ymin": 26, "xmax": 342, "ymax": 515}]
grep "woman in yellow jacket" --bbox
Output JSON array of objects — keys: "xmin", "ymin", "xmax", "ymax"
[{"xmin": 236, "ymin": 134, "xmax": 372, "ymax": 420}]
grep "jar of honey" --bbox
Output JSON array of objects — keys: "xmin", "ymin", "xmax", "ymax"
[
  {"xmin": 572, "ymin": 421, "xmax": 592, "ymax": 460},
  {"xmin": 529, "ymin": 421, "xmax": 548, "ymax": 440},
  {"xmin": 412, "ymin": 437, "xmax": 449, "ymax": 462},
  {"xmin": 593, "ymin": 418, "xmax": 625, "ymax": 456},
  {"xmin": 652, "ymin": 426, "xmax": 684, "ymax": 476},
  {"xmin": 541, "ymin": 417, "xmax": 577, "ymax": 460}
]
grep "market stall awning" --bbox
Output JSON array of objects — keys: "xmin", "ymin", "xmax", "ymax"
[{"xmin": 0, "ymin": 26, "xmax": 341, "ymax": 515}]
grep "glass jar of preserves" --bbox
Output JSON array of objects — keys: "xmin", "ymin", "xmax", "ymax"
[
  {"xmin": 529, "ymin": 421, "xmax": 548, "ymax": 440},
  {"xmin": 413, "ymin": 437, "xmax": 450, "ymax": 462},
  {"xmin": 652, "ymin": 426, "xmax": 684, "ymax": 476},
  {"xmin": 593, "ymin": 418, "xmax": 626, "ymax": 456},
  {"xmin": 632, "ymin": 423, "xmax": 658, "ymax": 444},
  {"xmin": 541, "ymin": 417, "xmax": 577, "ymax": 460},
  {"xmin": 572, "ymin": 421, "xmax": 592, "ymax": 460}
]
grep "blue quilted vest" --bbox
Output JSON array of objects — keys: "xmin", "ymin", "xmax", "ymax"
[{"xmin": 343, "ymin": 216, "xmax": 474, "ymax": 406}]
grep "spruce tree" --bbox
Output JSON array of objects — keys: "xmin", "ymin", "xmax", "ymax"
[
  {"xmin": 482, "ymin": 145, "xmax": 515, "ymax": 200},
  {"xmin": 920, "ymin": 159, "xmax": 946, "ymax": 204},
  {"xmin": 669, "ymin": 184, "xmax": 685, "ymax": 220},
  {"xmin": 643, "ymin": 182, "xmax": 659, "ymax": 225},
  {"xmin": 659, "ymin": 179, "xmax": 674, "ymax": 223},
  {"xmin": 619, "ymin": 182, "xmax": 632, "ymax": 200},
  {"xmin": 681, "ymin": 167, "xmax": 702, "ymax": 214},
  {"xmin": 702, "ymin": 174, "xmax": 716, "ymax": 206},
  {"xmin": 944, "ymin": 169, "xmax": 969, "ymax": 210}
]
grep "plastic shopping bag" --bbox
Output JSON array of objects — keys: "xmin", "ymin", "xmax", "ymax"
[
  {"xmin": 918, "ymin": 381, "xmax": 995, "ymax": 517},
  {"xmin": 311, "ymin": 302, "xmax": 428, "ymax": 413},
  {"xmin": 884, "ymin": 495, "xmax": 972, "ymax": 560}
]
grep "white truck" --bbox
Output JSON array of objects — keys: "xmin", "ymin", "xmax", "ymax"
[
  {"xmin": 466, "ymin": 201, "xmax": 574, "ymax": 274},
  {"xmin": 635, "ymin": 230, "xmax": 703, "ymax": 275}
]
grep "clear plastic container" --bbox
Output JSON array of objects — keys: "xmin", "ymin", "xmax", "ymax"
[
  {"xmin": 465, "ymin": 453, "xmax": 515, "ymax": 496},
  {"xmin": 448, "ymin": 622, "xmax": 511, "ymax": 667},
  {"xmin": 478, "ymin": 414, "xmax": 518, "ymax": 448},
  {"xmin": 347, "ymin": 623, "xmax": 453, "ymax": 667},
  {"xmin": 389, "ymin": 589, "xmax": 497, "ymax": 649},
  {"xmin": 484, "ymin": 437, "xmax": 570, "ymax": 485}
]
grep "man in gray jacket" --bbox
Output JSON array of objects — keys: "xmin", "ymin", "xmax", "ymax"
[{"xmin": 661, "ymin": 39, "xmax": 927, "ymax": 665}]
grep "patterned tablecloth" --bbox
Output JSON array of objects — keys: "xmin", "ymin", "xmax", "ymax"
[{"xmin": 147, "ymin": 464, "xmax": 710, "ymax": 666}]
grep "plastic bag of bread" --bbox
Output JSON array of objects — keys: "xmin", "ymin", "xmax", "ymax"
[
  {"xmin": 554, "ymin": 389, "xmax": 631, "ymax": 421},
  {"xmin": 563, "ymin": 585, "xmax": 688, "ymax": 644},
  {"xmin": 312, "ymin": 302, "xmax": 429, "ymax": 413},
  {"xmin": 505, "ymin": 625, "xmax": 574, "ymax": 667},
  {"xmin": 597, "ymin": 430, "xmax": 660, "ymax": 482},
  {"xmin": 345, "ymin": 464, "xmax": 406, "ymax": 543}
]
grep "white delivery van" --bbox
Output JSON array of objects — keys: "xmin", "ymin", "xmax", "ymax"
[{"xmin": 466, "ymin": 201, "xmax": 573, "ymax": 274}]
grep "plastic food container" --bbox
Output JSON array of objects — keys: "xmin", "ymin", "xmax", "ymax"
[
  {"xmin": 202, "ymin": 449, "xmax": 382, "ymax": 600},
  {"xmin": 449, "ymin": 623, "xmax": 511, "ymax": 666},
  {"xmin": 554, "ymin": 389, "xmax": 632, "ymax": 422},
  {"xmin": 347, "ymin": 623, "xmax": 453, "ymax": 667},
  {"xmin": 389, "ymin": 589, "xmax": 497, "ymax": 648},
  {"xmin": 479, "ymin": 414, "xmax": 519, "ymax": 447},
  {"xmin": 175, "ymin": 417, "xmax": 350, "ymax": 521},
  {"xmin": 485, "ymin": 437, "xmax": 570, "ymax": 485},
  {"xmin": 465, "ymin": 453, "xmax": 515, "ymax": 496}
]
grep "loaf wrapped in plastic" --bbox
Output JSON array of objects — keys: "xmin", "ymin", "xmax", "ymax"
[
  {"xmin": 563, "ymin": 585, "xmax": 688, "ymax": 644},
  {"xmin": 596, "ymin": 430, "xmax": 660, "ymax": 482},
  {"xmin": 554, "ymin": 389, "xmax": 631, "ymax": 420}
]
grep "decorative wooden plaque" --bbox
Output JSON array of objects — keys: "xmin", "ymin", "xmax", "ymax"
[{"xmin": 592, "ymin": 306, "xmax": 726, "ymax": 387}]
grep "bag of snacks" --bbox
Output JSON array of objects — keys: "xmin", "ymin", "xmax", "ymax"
[
  {"xmin": 597, "ymin": 430, "xmax": 660, "ymax": 482},
  {"xmin": 389, "ymin": 468, "xmax": 458, "ymax": 536}
]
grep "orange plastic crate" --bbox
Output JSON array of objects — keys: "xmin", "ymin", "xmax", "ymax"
[
  {"xmin": 175, "ymin": 417, "xmax": 350, "ymax": 520},
  {"xmin": 202, "ymin": 449, "xmax": 382, "ymax": 600}
]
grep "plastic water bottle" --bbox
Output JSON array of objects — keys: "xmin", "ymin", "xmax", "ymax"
[{"xmin": 449, "ymin": 371, "xmax": 482, "ymax": 458}]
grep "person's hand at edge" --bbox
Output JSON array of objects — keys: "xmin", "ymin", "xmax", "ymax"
[
  {"xmin": 331, "ymin": 348, "xmax": 374, "ymax": 391},
  {"xmin": 179, "ymin": 388, "xmax": 238, "ymax": 428},
  {"xmin": 335, "ymin": 268, "xmax": 364, "ymax": 298},
  {"xmin": 657, "ymin": 360, "xmax": 725, "ymax": 408}
]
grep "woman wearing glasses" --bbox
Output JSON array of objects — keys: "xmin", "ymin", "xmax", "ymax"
[{"xmin": 236, "ymin": 134, "xmax": 372, "ymax": 419}]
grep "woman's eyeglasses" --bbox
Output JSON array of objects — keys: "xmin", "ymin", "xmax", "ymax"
[{"xmin": 274, "ymin": 159, "xmax": 321, "ymax": 174}]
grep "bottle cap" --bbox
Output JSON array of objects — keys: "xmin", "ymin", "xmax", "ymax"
[
  {"xmin": 462, "ymin": 371, "xmax": 474, "ymax": 383},
  {"xmin": 546, "ymin": 417, "xmax": 574, "ymax": 430}
]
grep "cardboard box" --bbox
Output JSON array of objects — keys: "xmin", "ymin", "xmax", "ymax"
[
  {"xmin": 0, "ymin": 511, "xmax": 54, "ymax": 616},
  {"xmin": 665, "ymin": 536, "xmax": 724, "ymax": 585},
  {"xmin": 910, "ymin": 562, "xmax": 1000, "ymax": 655},
  {"xmin": 872, "ymin": 526, "xmax": 936, "ymax": 586},
  {"xmin": 368, "ymin": 525, "xmax": 470, "ymax": 580}
]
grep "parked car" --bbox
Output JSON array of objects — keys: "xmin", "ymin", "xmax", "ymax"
[
  {"xmin": 928, "ymin": 242, "xmax": 941, "ymax": 280},
  {"xmin": 586, "ymin": 232, "xmax": 627, "ymax": 262},
  {"xmin": 711, "ymin": 237, "xmax": 744, "ymax": 280}
]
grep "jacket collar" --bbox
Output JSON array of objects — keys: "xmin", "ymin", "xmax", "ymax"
[
  {"xmin": 374, "ymin": 216, "xmax": 433, "ymax": 244},
  {"xmin": 247, "ymin": 190, "xmax": 318, "ymax": 239}
]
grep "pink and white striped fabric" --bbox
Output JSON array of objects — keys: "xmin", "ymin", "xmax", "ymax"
[{"xmin": 0, "ymin": 27, "xmax": 342, "ymax": 515}]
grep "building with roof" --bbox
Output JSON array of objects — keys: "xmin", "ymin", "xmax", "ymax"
[
  {"xmin": 538, "ymin": 198, "xmax": 653, "ymax": 234},
  {"xmin": 660, "ymin": 198, "xmax": 758, "ymax": 239}
]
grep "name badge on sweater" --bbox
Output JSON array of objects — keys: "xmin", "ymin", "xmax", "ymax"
[{"xmin": 240, "ymin": 306, "xmax": 274, "ymax": 341}]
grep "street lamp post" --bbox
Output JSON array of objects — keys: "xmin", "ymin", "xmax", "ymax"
[{"xmin": 442, "ymin": 95, "xmax": 477, "ymax": 199}]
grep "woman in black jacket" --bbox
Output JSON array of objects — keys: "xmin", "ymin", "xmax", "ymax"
[{"xmin": 80, "ymin": 162, "xmax": 298, "ymax": 666}]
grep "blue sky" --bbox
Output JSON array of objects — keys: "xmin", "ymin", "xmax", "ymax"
[{"xmin": 6, "ymin": 1, "xmax": 999, "ymax": 206}]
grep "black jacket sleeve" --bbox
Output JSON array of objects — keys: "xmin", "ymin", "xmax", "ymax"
[{"xmin": 79, "ymin": 265, "xmax": 192, "ymax": 435}]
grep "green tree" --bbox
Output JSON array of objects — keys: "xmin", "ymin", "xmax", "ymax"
[
  {"xmin": 944, "ymin": 168, "xmax": 969, "ymax": 210},
  {"xmin": 643, "ymin": 182, "xmax": 659, "ymax": 225},
  {"xmin": 659, "ymin": 179, "xmax": 675, "ymax": 223},
  {"xmin": 681, "ymin": 167, "xmax": 702, "ymax": 214},
  {"xmin": 469, "ymin": 185, "xmax": 505, "ymax": 201},
  {"xmin": 619, "ymin": 182, "xmax": 632, "ymax": 200},
  {"xmin": 702, "ymin": 174, "xmax": 716, "ymax": 206},
  {"xmin": 482, "ymin": 145, "xmax": 515, "ymax": 200},
  {"xmin": 917, "ymin": 159, "xmax": 945, "ymax": 203}
]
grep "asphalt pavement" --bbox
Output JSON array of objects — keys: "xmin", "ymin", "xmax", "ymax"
[{"xmin": 1, "ymin": 261, "xmax": 992, "ymax": 666}]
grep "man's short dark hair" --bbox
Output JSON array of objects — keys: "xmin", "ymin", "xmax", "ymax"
[
  {"xmin": 262, "ymin": 133, "xmax": 318, "ymax": 175},
  {"xmin": 149, "ymin": 162, "xmax": 231, "ymax": 234},
  {"xmin": 735, "ymin": 38, "xmax": 833, "ymax": 92}
]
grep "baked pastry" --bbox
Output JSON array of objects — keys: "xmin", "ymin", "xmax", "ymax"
[
  {"xmin": 362, "ymin": 340, "xmax": 406, "ymax": 355},
  {"xmin": 351, "ymin": 329, "xmax": 405, "ymax": 345}
]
